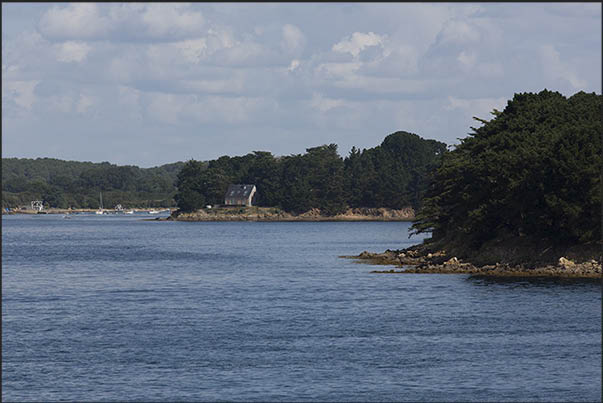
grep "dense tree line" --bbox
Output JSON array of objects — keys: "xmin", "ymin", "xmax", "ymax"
[
  {"xmin": 2, "ymin": 158, "xmax": 186, "ymax": 209},
  {"xmin": 175, "ymin": 131, "xmax": 447, "ymax": 215},
  {"xmin": 412, "ymin": 90, "xmax": 601, "ymax": 252}
]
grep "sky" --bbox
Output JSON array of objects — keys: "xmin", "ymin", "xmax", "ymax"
[{"xmin": 2, "ymin": 3, "xmax": 601, "ymax": 168}]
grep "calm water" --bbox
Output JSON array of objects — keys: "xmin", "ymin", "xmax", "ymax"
[{"xmin": 2, "ymin": 214, "xmax": 601, "ymax": 402}]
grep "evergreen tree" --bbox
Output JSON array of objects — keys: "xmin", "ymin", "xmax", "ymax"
[{"xmin": 412, "ymin": 90, "xmax": 602, "ymax": 250}]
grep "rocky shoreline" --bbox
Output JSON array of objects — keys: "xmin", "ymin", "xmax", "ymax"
[
  {"xmin": 169, "ymin": 207, "xmax": 415, "ymax": 222},
  {"xmin": 345, "ymin": 244, "xmax": 602, "ymax": 279}
]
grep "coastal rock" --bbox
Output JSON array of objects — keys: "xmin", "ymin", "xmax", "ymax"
[
  {"xmin": 558, "ymin": 257, "xmax": 576, "ymax": 269},
  {"xmin": 444, "ymin": 257, "xmax": 459, "ymax": 265}
]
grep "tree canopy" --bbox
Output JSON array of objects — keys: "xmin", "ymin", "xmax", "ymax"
[
  {"xmin": 174, "ymin": 131, "xmax": 446, "ymax": 214},
  {"xmin": 412, "ymin": 90, "xmax": 601, "ymax": 253},
  {"xmin": 2, "ymin": 158, "xmax": 186, "ymax": 209}
]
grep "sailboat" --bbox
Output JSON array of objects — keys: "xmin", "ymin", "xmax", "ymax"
[{"xmin": 96, "ymin": 192, "xmax": 105, "ymax": 215}]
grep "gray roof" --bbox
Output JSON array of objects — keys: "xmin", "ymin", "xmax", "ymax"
[{"xmin": 225, "ymin": 184, "xmax": 255, "ymax": 199}]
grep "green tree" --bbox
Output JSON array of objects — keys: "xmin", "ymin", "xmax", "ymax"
[
  {"xmin": 412, "ymin": 90, "xmax": 602, "ymax": 253},
  {"xmin": 174, "ymin": 160, "xmax": 206, "ymax": 212}
]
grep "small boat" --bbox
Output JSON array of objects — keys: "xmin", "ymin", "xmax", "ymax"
[
  {"xmin": 148, "ymin": 210, "xmax": 159, "ymax": 214},
  {"xmin": 96, "ymin": 192, "xmax": 105, "ymax": 215},
  {"xmin": 124, "ymin": 210, "xmax": 134, "ymax": 214}
]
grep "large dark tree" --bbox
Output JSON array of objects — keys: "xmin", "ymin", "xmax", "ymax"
[
  {"xmin": 174, "ymin": 160, "xmax": 206, "ymax": 212},
  {"xmin": 412, "ymin": 90, "xmax": 601, "ymax": 253},
  {"xmin": 344, "ymin": 131, "xmax": 446, "ymax": 210}
]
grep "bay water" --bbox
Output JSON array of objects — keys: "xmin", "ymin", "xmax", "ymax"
[{"xmin": 2, "ymin": 214, "xmax": 601, "ymax": 401}]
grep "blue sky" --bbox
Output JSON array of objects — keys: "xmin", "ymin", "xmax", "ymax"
[{"xmin": 2, "ymin": 3, "xmax": 601, "ymax": 167}]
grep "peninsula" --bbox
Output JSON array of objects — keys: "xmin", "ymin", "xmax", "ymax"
[{"xmin": 348, "ymin": 90, "xmax": 602, "ymax": 279}]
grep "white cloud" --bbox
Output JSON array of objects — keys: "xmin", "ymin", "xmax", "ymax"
[
  {"xmin": 445, "ymin": 95, "xmax": 507, "ymax": 122},
  {"xmin": 436, "ymin": 19, "xmax": 480, "ymax": 45},
  {"xmin": 310, "ymin": 92, "xmax": 345, "ymax": 112},
  {"xmin": 146, "ymin": 92, "xmax": 271, "ymax": 126},
  {"xmin": 476, "ymin": 62, "xmax": 504, "ymax": 78},
  {"xmin": 76, "ymin": 94, "xmax": 95, "ymax": 114},
  {"xmin": 175, "ymin": 38, "xmax": 208, "ymax": 64},
  {"xmin": 181, "ymin": 78, "xmax": 245, "ymax": 94},
  {"xmin": 332, "ymin": 32, "xmax": 385, "ymax": 58},
  {"xmin": 140, "ymin": 3, "xmax": 204, "ymax": 38},
  {"xmin": 2, "ymin": 80, "xmax": 39, "ymax": 110},
  {"xmin": 118, "ymin": 85, "xmax": 143, "ymax": 120},
  {"xmin": 38, "ymin": 3, "xmax": 205, "ymax": 41},
  {"xmin": 287, "ymin": 59, "xmax": 300, "ymax": 72},
  {"xmin": 281, "ymin": 24, "xmax": 305, "ymax": 54},
  {"xmin": 334, "ymin": 76, "xmax": 430, "ymax": 95},
  {"xmin": 48, "ymin": 94, "xmax": 74, "ymax": 114},
  {"xmin": 457, "ymin": 50, "xmax": 477, "ymax": 69},
  {"xmin": 108, "ymin": 55, "xmax": 136, "ymax": 83},
  {"xmin": 56, "ymin": 41, "xmax": 92, "ymax": 63},
  {"xmin": 316, "ymin": 62, "xmax": 362, "ymax": 78},
  {"xmin": 539, "ymin": 44, "xmax": 587, "ymax": 89},
  {"xmin": 39, "ymin": 3, "xmax": 110, "ymax": 39},
  {"xmin": 2, "ymin": 3, "xmax": 600, "ymax": 166},
  {"xmin": 207, "ymin": 28, "xmax": 235, "ymax": 49}
]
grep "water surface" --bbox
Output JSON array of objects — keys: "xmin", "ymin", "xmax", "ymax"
[{"xmin": 2, "ymin": 214, "xmax": 601, "ymax": 401}]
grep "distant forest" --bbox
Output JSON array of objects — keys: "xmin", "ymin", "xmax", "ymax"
[
  {"xmin": 2, "ymin": 131, "xmax": 446, "ymax": 213},
  {"xmin": 175, "ymin": 131, "xmax": 447, "ymax": 215},
  {"xmin": 2, "ymin": 159, "xmax": 186, "ymax": 209}
]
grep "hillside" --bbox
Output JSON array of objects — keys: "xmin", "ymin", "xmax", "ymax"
[{"xmin": 2, "ymin": 158, "xmax": 188, "ymax": 209}]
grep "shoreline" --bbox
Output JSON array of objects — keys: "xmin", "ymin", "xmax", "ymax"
[
  {"xmin": 345, "ymin": 246, "xmax": 602, "ymax": 279},
  {"xmin": 168, "ymin": 207, "xmax": 415, "ymax": 222},
  {"xmin": 3, "ymin": 208, "xmax": 175, "ymax": 215}
]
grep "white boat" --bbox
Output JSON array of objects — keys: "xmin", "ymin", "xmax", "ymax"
[
  {"xmin": 124, "ymin": 210, "xmax": 134, "ymax": 214},
  {"xmin": 96, "ymin": 192, "xmax": 105, "ymax": 215},
  {"xmin": 148, "ymin": 210, "xmax": 159, "ymax": 214}
]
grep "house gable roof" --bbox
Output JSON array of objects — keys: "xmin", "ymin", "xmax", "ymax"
[{"xmin": 225, "ymin": 184, "xmax": 255, "ymax": 199}]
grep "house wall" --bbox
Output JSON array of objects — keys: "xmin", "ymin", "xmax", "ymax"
[
  {"xmin": 225, "ymin": 197, "xmax": 247, "ymax": 206},
  {"xmin": 245, "ymin": 187, "xmax": 257, "ymax": 207},
  {"xmin": 224, "ymin": 185, "xmax": 257, "ymax": 206}
]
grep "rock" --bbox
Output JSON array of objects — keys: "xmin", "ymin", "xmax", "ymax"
[
  {"xmin": 444, "ymin": 257, "xmax": 459, "ymax": 265},
  {"xmin": 427, "ymin": 253, "xmax": 433, "ymax": 259},
  {"xmin": 558, "ymin": 257, "xmax": 576, "ymax": 269},
  {"xmin": 398, "ymin": 253, "xmax": 406, "ymax": 258}
]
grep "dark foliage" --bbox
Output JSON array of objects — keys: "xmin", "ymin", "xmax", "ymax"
[
  {"xmin": 412, "ymin": 90, "xmax": 602, "ymax": 253},
  {"xmin": 175, "ymin": 132, "xmax": 446, "ymax": 215},
  {"xmin": 2, "ymin": 158, "xmax": 186, "ymax": 208}
]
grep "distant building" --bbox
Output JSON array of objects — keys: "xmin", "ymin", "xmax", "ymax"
[
  {"xmin": 31, "ymin": 200, "xmax": 44, "ymax": 211},
  {"xmin": 224, "ymin": 184, "xmax": 257, "ymax": 207}
]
